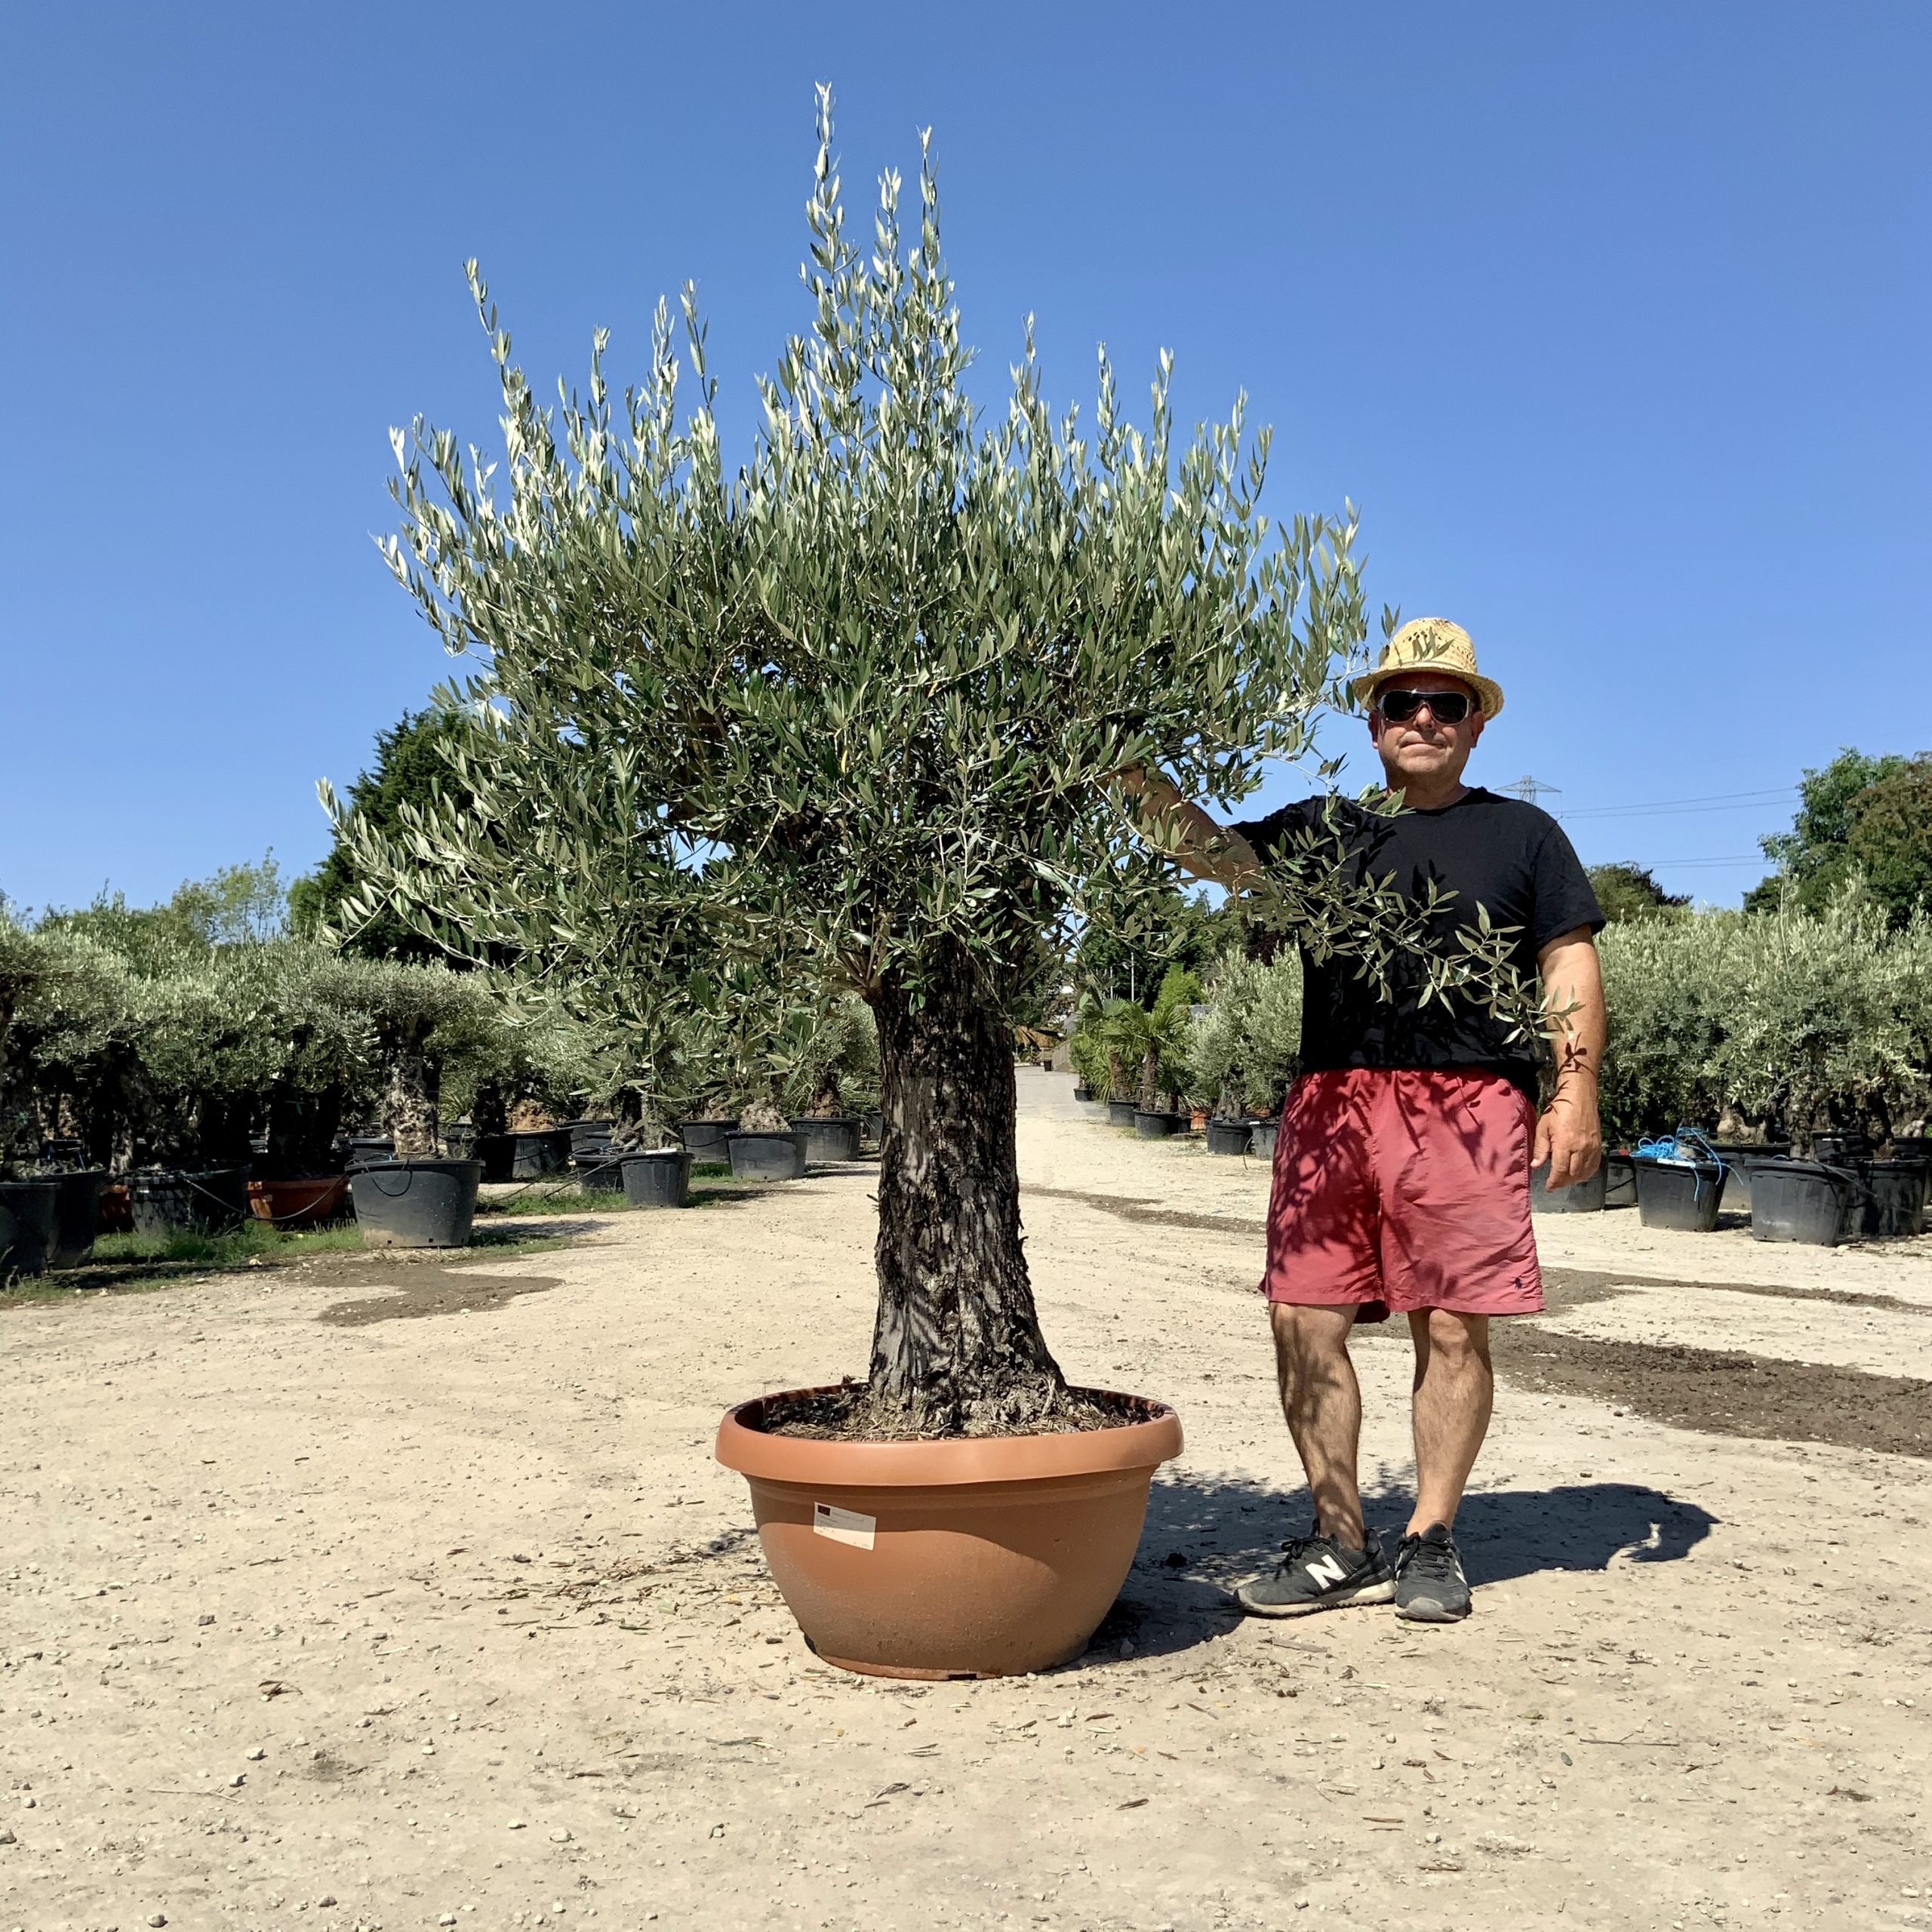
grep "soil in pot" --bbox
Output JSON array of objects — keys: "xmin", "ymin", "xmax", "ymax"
[
  {"xmin": 1630, "ymin": 1156, "xmax": 1723, "ymax": 1232},
  {"xmin": 0, "ymin": 1180, "xmax": 60, "ymax": 1277},
  {"xmin": 1105, "ymin": 1100, "xmax": 1137, "ymax": 1129},
  {"xmin": 45, "ymin": 1169, "xmax": 106, "ymax": 1269},
  {"xmin": 1204, "ymin": 1118, "xmax": 1255, "ymax": 1157},
  {"xmin": 620, "ymin": 1149, "xmax": 693, "ymax": 1208},
  {"xmin": 1748, "ymin": 1160, "xmax": 1854, "ymax": 1246},
  {"xmin": 247, "ymin": 1176, "xmax": 350, "ymax": 1229},
  {"xmin": 726, "ymin": 1131, "xmax": 810, "ymax": 1182},
  {"xmin": 715, "ymin": 1387, "xmax": 1183, "ymax": 1678},
  {"xmin": 678, "ymin": 1118, "xmax": 740, "ymax": 1155},
  {"xmin": 348, "ymin": 1159, "xmax": 482, "ymax": 1248},
  {"xmin": 791, "ymin": 1115, "xmax": 861, "ymax": 1162},
  {"xmin": 1529, "ymin": 1158, "xmax": 1607, "ymax": 1214}
]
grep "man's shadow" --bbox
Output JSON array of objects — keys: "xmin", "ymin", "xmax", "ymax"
[{"xmin": 1088, "ymin": 1472, "xmax": 1716, "ymax": 1662}]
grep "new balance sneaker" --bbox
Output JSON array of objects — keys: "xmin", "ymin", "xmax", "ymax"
[
  {"xmin": 1394, "ymin": 1522, "xmax": 1472, "ymax": 1623},
  {"xmin": 1235, "ymin": 1525, "xmax": 1395, "ymax": 1617}
]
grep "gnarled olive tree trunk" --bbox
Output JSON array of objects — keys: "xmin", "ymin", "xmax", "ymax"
[
  {"xmin": 381, "ymin": 1020, "xmax": 441, "ymax": 1159},
  {"xmin": 863, "ymin": 955, "xmax": 1067, "ymax": 1436}
]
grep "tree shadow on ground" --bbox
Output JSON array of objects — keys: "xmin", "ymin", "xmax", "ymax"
[{"xmin": 1086, "ymin": 1471, "xmax": 1718, "ymax": 1663}]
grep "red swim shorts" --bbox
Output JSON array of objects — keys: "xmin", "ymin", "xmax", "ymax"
[{"xmin": 1262, "ymin": 1067, "xmax": 1543, "ymax": 1322}]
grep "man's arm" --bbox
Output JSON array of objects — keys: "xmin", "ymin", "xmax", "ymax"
[
  {"xmin": 1534, "ymin": 926, "xmax": 1606, "ymax": 1188},
  {"xmin": 1115, "ymin": 766, "xmax": 1264, "ymax": 891}
]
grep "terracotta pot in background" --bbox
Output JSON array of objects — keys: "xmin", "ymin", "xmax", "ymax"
[
  {"xmin": 1189, "ymin": 1108, "xmax": 1208, "ymax": 1131},
  {"xmin": 715, "ymin": 1388, "xmax": 1183, "ymax": 1679},
  {"xmin": 97, "ymin": 1182, "xmax": 133, "ymax": 1233},
  {"xmin": 248, "ymin": 1176, "xmax": 350, "ymax": 1229}
]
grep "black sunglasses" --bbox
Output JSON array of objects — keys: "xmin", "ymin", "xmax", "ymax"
[{"xmin": 1376, "ymin": 687, "xmax": 1474, "ymax": 724}]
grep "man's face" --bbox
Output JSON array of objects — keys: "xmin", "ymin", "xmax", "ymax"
[{"xmin": 1367, "ymin": 670, "xmax": 1485, "ymax": 791}]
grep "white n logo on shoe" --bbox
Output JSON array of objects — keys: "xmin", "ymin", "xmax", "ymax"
[{"xmin": 1304, "ymin": 1553, "xmax": 1350, "ymax": 1589}]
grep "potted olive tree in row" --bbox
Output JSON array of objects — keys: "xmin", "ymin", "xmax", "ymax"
[{"xmin": 337, "ymin": 96, "xmax": 1524, "ymax": 1675}]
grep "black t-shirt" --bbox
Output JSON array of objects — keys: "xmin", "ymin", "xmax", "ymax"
[{"xmin": 1228, "ymin": 788, "xmax": 1602, "ymax": 1103}]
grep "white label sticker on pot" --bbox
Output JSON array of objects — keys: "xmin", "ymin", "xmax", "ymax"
[{"xmin": 813, "ymin": 1503, "xmax": 876, "ymax": 1550}]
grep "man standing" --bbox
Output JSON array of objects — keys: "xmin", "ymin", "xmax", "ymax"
[{"xmin": 1126, "ymin": 617, "xmax": 1604, "ymax": 1623}]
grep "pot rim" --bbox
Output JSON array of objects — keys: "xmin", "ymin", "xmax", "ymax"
[{"xmin": 715, "ymin": 1384, "xmax": 1183, "ymax": 1487}]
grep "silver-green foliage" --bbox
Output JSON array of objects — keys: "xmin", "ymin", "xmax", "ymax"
[
  {"xmin": 1597, "ymin": 885, "xmax": 1932, "ymax": 1146},
  {"xmin": 1183, "ymin": 945, "xmax": 1304, "ymax": 1117},
  {"xmin": 343, "ymin": 89, "xmax": 1367, "ymax": 1032}
]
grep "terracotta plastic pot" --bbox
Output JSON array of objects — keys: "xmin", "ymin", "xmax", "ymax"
[
  {"xmin": 97, "ymin": 1181, "xmax": 132, "ymax": 1233},
  {"xmin": 715, "ymin": 1387, "xmax": 1183, "ymax": 1680},
  {"xmin": 248, "ymin": 1176, "xmax": 350, "ymax": 1229}
]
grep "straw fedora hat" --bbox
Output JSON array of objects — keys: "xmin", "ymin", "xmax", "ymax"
[{"xmin": 1350, "ymin": 617, "xmax": 1505, "ymax": 721}]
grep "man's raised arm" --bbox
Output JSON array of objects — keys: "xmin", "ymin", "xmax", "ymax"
[{"xmin": 1116, "ymin": 766, "xmax": 1264, "ymax": 893}]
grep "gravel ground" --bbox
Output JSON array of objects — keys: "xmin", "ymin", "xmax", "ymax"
[{"xmin": 3, "ymin": 1069, "xmax": 1929, "ymax": 1932}]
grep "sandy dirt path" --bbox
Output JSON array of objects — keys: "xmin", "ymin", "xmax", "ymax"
[{"xmin": 4, "ymin": 1070, "xmax": 1930, "ymax": 1932}]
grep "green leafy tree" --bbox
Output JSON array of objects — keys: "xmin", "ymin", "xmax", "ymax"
[
  {"xmin": 1587, "ymin": 863, "xmax": 1688, "ymax": 924},
  {"xmin": 1073, "ymin": 875, "xmax": 1240, "ymax": 1007},
  {"xmin": 1746, "ymin": 749, "xmax": 1932, "ymax": 926},
  {"xmin": 340, "ymin": 94, "xmax": 1373, "ymax": 1435},
  {"xmin": 294, "ymin": 711, "xmax": 475, "ymax": 960}
]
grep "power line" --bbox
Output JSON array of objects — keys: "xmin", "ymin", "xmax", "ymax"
[{"xmin": 1558, "ymin": 786, "xmax": 1797, "ymax": 820}]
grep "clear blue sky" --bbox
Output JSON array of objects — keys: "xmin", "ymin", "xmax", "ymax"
[{"xmin": 4, "ymin": 3, "xmax": 1926, "ymax": 913}]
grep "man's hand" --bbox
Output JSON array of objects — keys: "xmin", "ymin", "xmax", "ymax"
[
  {"xmin": 1534, "ymin": 926, "xmax": 1606, "ymax": 1189},
  {"xmin": 1534, "ymin": 1089, "xmax": 1603, "ymax": 1189}
]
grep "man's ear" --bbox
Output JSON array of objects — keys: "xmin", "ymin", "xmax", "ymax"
[{"xmin": 1467, "ymin": 710, "xmax": 1485, "ymax": 746}]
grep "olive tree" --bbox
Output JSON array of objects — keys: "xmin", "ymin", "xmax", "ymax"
[{"xmin": 344, "ymin": 95, "xmax": 1371, "ymax": 1435}]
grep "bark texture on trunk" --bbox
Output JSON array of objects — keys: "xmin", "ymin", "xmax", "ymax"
[
  {"xmin": 863, "ymin": 958, "xmax": 1068, "ymax": 1436},
  {"xmin": 384, "ymin": 1022, "xmax": 441, "ymax": 1159},
  {"xmin": 1137, "ymin": 1046, "xmax": 1159, "ymax": 1114}
]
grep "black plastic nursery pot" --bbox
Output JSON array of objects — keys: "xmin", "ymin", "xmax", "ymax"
[
  {"xmin": 620, "ymin": 1149, "xmax": 693, "ymax": 1208},
  {"xmin": 572, "ymin": 1149, "xmax": 629, "ymax": 1192},
  {"xmin": 1602, "ymin": 1152, "xmax": 1637, "ymax": 1208},
  {"xmin": 1630, "ymin": 1156, "xmax": 1723, "ymax": 1232},
  {"xmin": 1813, "ymin": 1133, "xmax": 1872, "ymax": 1165},
  {"xmin": 506, "ymin": 1129, "xmax": 571, "ymax": 1180},
  {"xmin": 1106, "ymin": 1100, "xmax": 1137, "ymax": 1129},
  {"xmin": 47, "ymin": 1169, "xmax": 107, "ymax": 1269},
  {"xmin": 1747, "ymin": 1160, "xmax": 1855, "ymax": 1247},
  {"xmin": 564, "ymin": 1118, "xmax": 615, "ymax": 1156},
  {"xmin": 860, "ymin": 1110, "xmax": 884, "ymax": 1151},
  {"xmin": 1709, "ymin": 1141, "xmax": 1791, "ymax": 1212},
  {"xmin": 1251, "ymin": 1121, "xmax": 1280, "ymax": 1161},
  {"xmin": 1072, "ymin": 1085, "xmax": 1095, "ymax": 1103},
  {"xmin": 444, "ymin": 1124, "xmax": 478, "ymax": 1161},
  {"xmin": 725, "ymin": 1131, "xmax": 810, "ymax": 1181},
  {"xmin": 1204, "ymin": 1118, "xmax": 1257, "ymax": 1157},
  {"xmin": 346, "ymin": 1135, "xmax": 396, "ymax": 1168},
  {"xmin": 790, "ymin": 1116, "xmax": 862, "ymax": 1163},
  {"xmin": 678, "ymin": 1118, "xmax": 740, "ymax": 1156},
  {"xmin": 129, "ymin": 1167, "xmax": 250, "ymax": 1238},
  {"xmin": 1529, "ymin": 1158, "xmax": 1607, "ymax": 1214},
  {"xmin": 1857, "ymin": 1159, "xmax": 1928, "ymax": 1239},
  {"xmin": 0, "ymin": 1180, "xmax": 60, "ymax": 1276},
  {"xmin": 348, "ymin": 1159, "xmax": 482, "ymax": 1248},
  {"xmin": 1134, "ymin": 1111, "xmax": 1185, "ymax": 1140}
]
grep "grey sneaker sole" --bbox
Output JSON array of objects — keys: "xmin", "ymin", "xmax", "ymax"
[
  {"xmin": 1235, "ymin": 1577, "xmax": 1396, "ymax": 1618},
  {"xmin": 1395, "ymin": 1592, "xmax": 1471, "ymax": 1624}
]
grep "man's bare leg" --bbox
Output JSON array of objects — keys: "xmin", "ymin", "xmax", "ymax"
[
  {"xmin": 1271, "ymin": 1303, "xmax": 1367, "ymax": 1548},
  {"xmin": 1406, "ymin": 1309, "xmax": 1493, "ymax": 1534}
]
